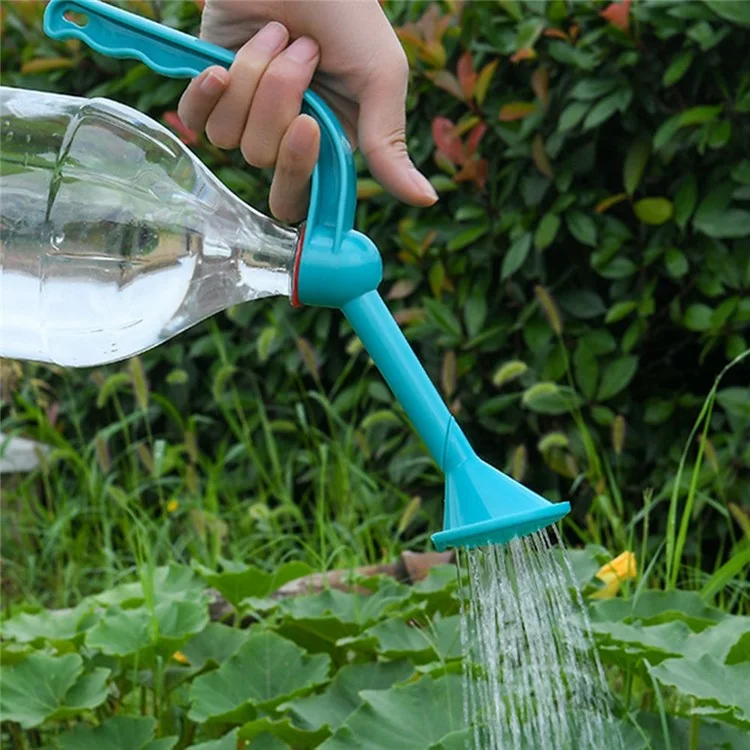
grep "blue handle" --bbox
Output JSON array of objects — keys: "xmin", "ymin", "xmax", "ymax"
[{"xmin": 43, "ymin": 0, "xmax": 356, "ymax": 253}]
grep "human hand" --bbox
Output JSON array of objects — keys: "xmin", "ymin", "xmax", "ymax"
[{"xmin": 178, "ymin": 0, "xmax": 437, "ymax": 223}]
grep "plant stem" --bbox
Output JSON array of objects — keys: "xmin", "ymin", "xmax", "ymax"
[{"xmin": 689, "ymin": 709, "xmax": 700, "ymax": 750}]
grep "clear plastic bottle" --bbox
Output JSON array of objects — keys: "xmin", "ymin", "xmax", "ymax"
[{"xmin": 0, "ymin": 86, "xmax": 298, "ymax": 367}]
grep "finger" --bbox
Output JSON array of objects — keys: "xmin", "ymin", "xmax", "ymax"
[
  {"xmin": 205, "ymin": 21, "xmax": 289, "ymax": 150},
  {"xmin": 241, "ymin": 36, "xmax": 319, "ymax": 169},
  {"xmin": 358, "ymin": 53, "xmax": 438, "ymax": 207},
  {"xmin": 269, "ymin": 115, "xmax": 320, "ymax": 224},
  {"xmin": 178, "ymin": 66, "xmax": 230, "ymax": 133}
]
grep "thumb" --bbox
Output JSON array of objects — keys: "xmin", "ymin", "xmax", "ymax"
[{"xmin": 358, "ymin": 66, "xmax": 438, "ymax": 207}]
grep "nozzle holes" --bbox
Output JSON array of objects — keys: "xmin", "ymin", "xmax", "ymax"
[{"xmin": 63, "ymin": 11, "xmax": 88, "ymax": 28}]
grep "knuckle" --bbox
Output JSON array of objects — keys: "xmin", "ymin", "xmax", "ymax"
[{"xmin": 241, "ymin": 138, "xmax": 276, "ymax": 169}]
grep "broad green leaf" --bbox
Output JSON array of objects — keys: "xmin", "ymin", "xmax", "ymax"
[
  {"xmin": 597, "ymin": 356, "xmax": 638, "ymax": 401},
  {"xmin": 0, "ymin": 653, "xmax": 109, "ymax": 729},
  {"xmin": 239, "ymin": 717, "xmax": 328, "ymax": 748},
  {"xmin": 622, "ymin": 712, "xmax": 750, "ymax": 750},
  {"xmin": 662, "ymin": 50, "xmax": 694, "ymax": 87},
  {"xmin": 286, "ymin": 661, "xmax": 413, "ymax": 732},
  {"xmin": 534, "ymin": 212, "xmax": 560, "ymax": 251},
  {"xmin": 86, "ymin": 600, "xmax": 208, "ymax": 659},
  {"xmin": 605, "ymin": 300, "xmax": 637, "ymax": 324},
  {"xmin": 566, "ymin": 211, "xmax": 597, "ymax": 247},
  {"xmin": 703, "ymin": 0, "xmax": 750, "ymax": 26},
  {"xmin": 590, "ymin": 590, "xmax": 726, "ymax": 631},
  {"xmin": 649, "ymin": 655, "xmax": 750, "ymax": 729},
  {"xmin": 684, "ymin": 303, "xmax": 714, "ymax": 332},
  {"xmin": 582, "ymin": 91, "xmax": 624, "ymax": 130},
  {"xmin": 501, "ymin": 233, "xmax": 532, "ymax": 279},
  {"xmin": 731, "ymin": 159, "xmax": 750, "ymax": 184},
  {"xmin": 181, "ymin": 622, "xmax": 249, "ymax": 669},
  {"xmin": 188, "ymin": 631, "xmax": 331, "ymax": 723},
  {"xmin": 1, "ymin": 603, "xmax": 92, "ymax": 644},
  {"xmin": 58, "ymin": 717, "xmax": 175, "ymax": 750},
  {"xmin": 623, "ymin": 139, "xmax": 651, "ymax": 196},
  {"xmin": 187, "ymin": 729, "xmax": 239, "ymax": 750},
  {"xmin": 194, "ymin": 561, "xmax": 312, "ymax": 609},
  {"xmin": 634, "ymin": 198, "xmax": 673, "ymax": 225},
  {"xmin": 593, "ymin": 620, "xmax": 692, "ymax": 667},
  {"xmin": 319, "ymin": 675, "xmax": 465, "ymax": 750},
  {"xmin": 569, "ymin": 78, "xmax": 619, "ymax": 100},
  {"xmin": 94, "ymin": 564, "xmax": 205, "ymax": 608},
  {"xmin": 277, "ymin": 581, "xmax": 412, "ymax": 643},
  {"xmin": 574, "ymin": 341, "xmax": 599, "ymax": 400},
  {"xmin": 446, "ymin": 223, "xmax": 489, "ymax": 252},
  {"xmin": 557, "ymin": 289, "xmax": 606, "ymax": 320},
  {"xmin": 464, "ymin": 294, "xmax": 487, "ymax": 338}
]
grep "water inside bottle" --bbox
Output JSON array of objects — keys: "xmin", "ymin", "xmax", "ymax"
[{"xmin": 0, "ymin": 87, "xmax": 297, "ymax": 367}]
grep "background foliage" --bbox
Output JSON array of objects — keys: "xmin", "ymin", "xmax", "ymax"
[{"xmin": 1, "ymin": 0, "xmax": 749, "ymax": 615}]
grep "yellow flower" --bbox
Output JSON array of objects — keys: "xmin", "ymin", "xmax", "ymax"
[
  {"xmin": 166, "ymin": 499, "xmax": 179, "ymax": 514},
  {"xmin": 172, "ymin": 650, "xmax": 189, "ymax": 665},
  {"xmin": 591, "ymin": 551, "xmax": 637, "ymax": 599}
]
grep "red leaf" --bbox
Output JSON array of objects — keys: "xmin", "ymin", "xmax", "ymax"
[
  {"xmin": 465, "ymin": 123, "xmax": 487, "ymax": 156},
  {"xmin": 457, "ymin": 51, "xmax": 477, "ymax": 101},
  {"xmin": 498, "ymin": 101, "xmax": 537, "ymax": 122},
  {"xmin": 432, "ymin": 117, "xmax": 464, "ymax": 164},
  {"xmin": 426, "ymin": 70, "xmax": 465, "ymax": 101},
  {"xmin": 510, "ymin": 48, "xmax": 537, "ymax": 64},
  {"xmin": 543, "ymin": 28, "xmax": 569, "ymax": 41},
  {"xmin": 600, "ymin": 0, "xmax": 630, "ymax": 32},
  {"xmin": 163, "ymin": 111, "xmax": 198, "ymax": 146}
]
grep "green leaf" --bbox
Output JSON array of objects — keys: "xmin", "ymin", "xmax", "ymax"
[
  {"xmin": 623, "ymin": 139, "xmax": 651, "ymax": 196},
  {"xmin": 665, "ymin": 248, "xmax": 689, "ymax": 279},
  {"xmin": 583, "ymin": 91, "xmax": 624, "ymax": 130},
  {"xmin": 569, "ymin": 78, "xmax": 619, "ymax": 100},
  {"xmin": 239, "ymin": 717, "xmax": 328, "ymax": 748},
  {"xmin": 597, "ymin": 356, "xmax": 638, "ymax": 401},
  {"xmin": 286, "ymin": 661, "xmax": 414, "ymax": 732},
  {"xmin": 501, "ymin": 233, "xmax": 532, "ymax": 279},
  {"xmin": 187, "ymin": 729, "xmax": 239, "ymax": 750},
  {"xmin": 649, "ymin": 655, "xmax": 750, "ymax": 729},
  {"xmin": 319, "ymin": 675, "xmax": 465, "ymax": 750},
  {"xmin": 634, "ymin": 198, "xmax": 674, "ymax": 225},
  {"xmin": 94, "ymin": 564, "xmax": 204, "ymax": 608},
  {"xmin": 693, "ymin": 184, "xmax": 750, "ymax": 238},
  {"xmin": 684, "ymin": 303, "xmax": 714, "ymax": 332},
  {"xmin": 1, "ymin": 603, "xmax": 91, "ymax": 644},
  {"xmin": 716, "ymin": 387, "xmax": 750, "ymax": 418},
  {"xmin": 534, "ymin": 212, "xmax": 560, "ymax": 251},
  {"xmin": 593, "ymin": 621, "xmax": 692, "ymax": 668},
  {"xmin": 654, "ymin": 106, "xmax": 722, "ymax": 150},
  {"xmin": 605, "ymin": 300, "xmax": 638, "ymax": 324},
  {"xmin": 181, "ymin": 623, "xmax": 249, "ymax": 670},
  {"xmin": 446, "ymin": 222, "xmax": 489, "ymax": 251},
  {"xmin": 674, "ymin": 175, "xmax": 698, "ymax": 229},
  {"xmin": 574, "ymin": 342, "xmax": 599, "ymax": 400},
  {"xmin": 566, "ymin": 211, "xmax": 597, "ymax": 247},
  {"xmin": 188, "ymin": 631, "xmax": 331, "ymax": 723},
  {"xmin": 522, "ymin": 383, "xmax": 584, "ymax": 415},
  {"xmin": 193, "ymin": 561, "xmax": 311, "ymax": 609},
  {"xmin": 557, "ymin": 289, "xmax": 606, "ymax": 319},
  {"xmin": 59, "ymin": 717, "xmax": 174, "ymax": 750},
  {"xmin": 662, "ymin": 50, "xmax": 694, "ymax": 86},
  {"xmin": 557, "ymin": 101, "xmax": 589, "ymax": 131},
  {"xmin": 0, "ymin": 653, "xmax": 109, "ymax": 729},
  {"xmin": 703, "ymin": 0, "xmax": 750, "ymax": 26}
]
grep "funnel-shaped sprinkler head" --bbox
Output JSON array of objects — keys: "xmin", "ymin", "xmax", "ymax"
[{"xmin": 432, "ymin": 454, "xmax": 571, "ymax": 551}]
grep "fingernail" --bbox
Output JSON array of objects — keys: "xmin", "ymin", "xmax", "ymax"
[
  {"xmin": 412, "ymin": 170, "xmax": 439, "ymax": 202},
  {"xmin": 200, "ymin": 70, "xmax": 227, "ymax": 96},
  {"xmin": 254, "ymin": 21, "xmax": 288, "ymax": 53},
  {"xmin": 286, "ymin": 36, "xmax": 319, "ymax": 64}
]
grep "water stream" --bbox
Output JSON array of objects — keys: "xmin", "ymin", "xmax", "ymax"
[{"xmin": 457, "ymin": 527, "xmax": 623, "ymax": 749}]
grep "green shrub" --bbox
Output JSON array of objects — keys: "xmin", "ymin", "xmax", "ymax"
[{"xmin": 1, "ymin": 0, "xmax": 749, "ymax": 586}]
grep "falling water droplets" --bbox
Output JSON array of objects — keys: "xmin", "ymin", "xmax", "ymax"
[{"xmin": 459, "ymin": 531, "xmax": 623, "ymax": 749}]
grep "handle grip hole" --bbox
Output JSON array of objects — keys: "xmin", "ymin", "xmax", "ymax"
[{"xmin": 63, "ymin": 11, "xmax": 88, "ymax": 28}]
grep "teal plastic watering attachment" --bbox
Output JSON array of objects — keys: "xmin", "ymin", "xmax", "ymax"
[{"xmin": 43, "ymin": 0, "xmax": 570, "ymax": 550}]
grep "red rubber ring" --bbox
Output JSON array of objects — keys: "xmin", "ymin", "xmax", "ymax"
[{"xmin": 291, "ymin": 223, "xmax": 306, "ymax": 308}]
